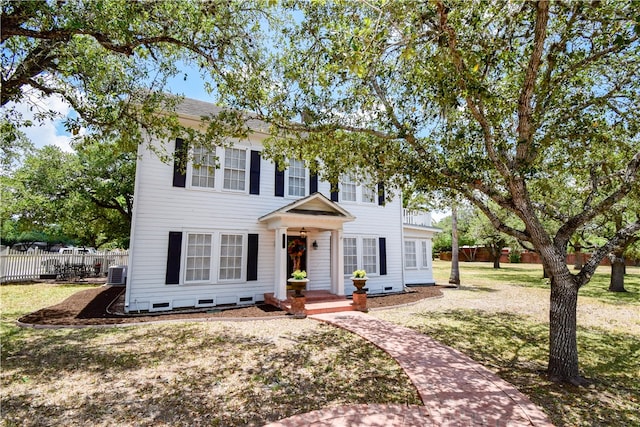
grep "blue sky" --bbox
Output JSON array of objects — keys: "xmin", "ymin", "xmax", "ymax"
[{"xmin": 14, "ymin": 62, "xmax": 211, "ymax": 153}]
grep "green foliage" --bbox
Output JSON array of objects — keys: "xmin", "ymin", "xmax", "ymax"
[
  {"xmin": 432, "ymin": 207, "xmax": 476, "ymax": 252},
  {"xmin": 216, "ymin": 1, "xmax": 640, "ymax": 380},
  {"xmin": 2, "ymin": 0, "xmax": 268, "ymax": 153},
  {"xmin": 1, "ymin": 141, "xmax": 135, "ymax": 248}
]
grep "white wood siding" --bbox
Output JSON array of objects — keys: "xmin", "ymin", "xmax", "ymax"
[
  {"xmin": 127, "ymin": 134, "xmax": 406, "ymax": 311},
  {"xmin": 403, "ymin": 226, "xmax": 437, "ymax": 285}
]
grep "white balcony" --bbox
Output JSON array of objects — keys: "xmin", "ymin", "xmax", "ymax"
[{"xmin": 403, "ymin": 209, "xmax": 432, "ymax": 227}]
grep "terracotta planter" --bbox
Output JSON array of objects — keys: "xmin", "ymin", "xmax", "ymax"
[
  {"xmin": 351, "ymin": 278, "xmax": 368, "ymax": 292},
  {"xmin": 287, "ymin": 278, "xmax": 309, "ymax": 297}
]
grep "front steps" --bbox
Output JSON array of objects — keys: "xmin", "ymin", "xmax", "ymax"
[{"xmin": 264, "ymin": 290, "xmax": 358, "ymax": 315}]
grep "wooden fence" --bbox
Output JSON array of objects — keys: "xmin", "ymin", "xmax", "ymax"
[{"xmin": 0, "ymin": 249, "xmax": 129, "ymax": 283}]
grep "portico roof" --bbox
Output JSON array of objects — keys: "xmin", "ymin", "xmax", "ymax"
[{"xmin": 258, "ymin": 192, "xmax": 355, "ymax": 230}]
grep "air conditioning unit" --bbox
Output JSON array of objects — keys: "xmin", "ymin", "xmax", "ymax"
[{"xmin": 107, "ymin": 266, "xmax": 127, "ymax": 285}]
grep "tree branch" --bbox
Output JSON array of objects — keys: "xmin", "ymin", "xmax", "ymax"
[
  {"xmin": 555, "ymin": 150, "xmax": 640, "ymax": 249},
  {"xmin": 515, "ymin": 0, "xmax": 549, "ymax": 162},
  {"xmin": 577, "ymin": 219, "xmax": 640, "ymax": 288}
]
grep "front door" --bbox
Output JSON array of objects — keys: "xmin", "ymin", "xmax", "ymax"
[{"xmin": 287, "ymin": 236, "xmax": 307, "ymax": 278}]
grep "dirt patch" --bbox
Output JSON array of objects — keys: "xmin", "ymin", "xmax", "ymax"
[{"xmin": 18, "ymin": 285, "xmax": 443, "ymax": 326}]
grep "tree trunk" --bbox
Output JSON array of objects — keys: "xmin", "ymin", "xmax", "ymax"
[
  {"xmin": 449, "ymin": 203, "xmax": 460, "ymax": 285},
  {"xmin": 573, "ymin": 244, "xmax": 582, "ymax": 270},
  {"xmin": 548, "ymin": 273, "xmax": 583, "ymax": 384},
  {"xmin": 608, "ymin": 252, "xmax": 627, "ymax": 292},
  {"xmin": 489, "ymin": 244, "xmax": 502, "ymax": 269}
]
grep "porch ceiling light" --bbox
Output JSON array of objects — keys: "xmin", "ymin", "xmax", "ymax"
[{"xmin": 300, "ymin": 228, "xmax": 307, "ymax": 238}]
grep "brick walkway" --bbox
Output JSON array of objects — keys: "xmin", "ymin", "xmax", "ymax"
[{"xmin": 265, "ymin": 311, "xmax": 554, "ymax": 427}]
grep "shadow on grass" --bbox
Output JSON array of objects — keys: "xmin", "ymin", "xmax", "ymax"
[
  {"xmin": 434, "ymin": 260, "xmax": 640, "ymax": 306},
  {"xmin": 409, "ymin": 309, "xmax": 640, "ymax": 426},
  {"xmin": 1, "ymin": 325, "xmax": 420, "ymax": 426}
]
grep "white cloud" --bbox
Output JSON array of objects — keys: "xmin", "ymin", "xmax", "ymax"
[{"xmin": 8, "ymin": 93, "xmax": 77, "ymax": 153}]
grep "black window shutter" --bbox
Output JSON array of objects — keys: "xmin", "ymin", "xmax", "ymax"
[
  {"xmin": 379, "ymin": 237, "xmax": 387, "ymax": 275},
  {"xmin": 247, "ymin": 234, "xmax": 259, "ymax": 281},
  {"xmin": 377, "ymin": 182, "xmax": 385, "ymax": 206},
  {"xmin": 172, "ymin": 138, "xmax": 187, "ymax": 188},
  {"xmin": 310, "ymin": 173, "xmax": 318, "ymax": 194},
  {"xmin": 249, "ymin": 150, "xmax": 261, "ymax": 195},
  {"xmin": 330, "ymin": 180, "xmax": 339, "ymax": 202},
  {"xmin": 275, "ymin": 161, "xmax": 285, "ymax": 197},
  {"xmin": 165, "ymin": 232, "xmax": 183, "ymax": 284}
]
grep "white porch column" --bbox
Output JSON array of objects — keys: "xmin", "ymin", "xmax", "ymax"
[
  {"xmin": 274, "ymin": 227, "xmax": 288, "ymax": 300},
  {"xmin": 330, "ymin": 229, "xmax": 345, "ymax": 296}
]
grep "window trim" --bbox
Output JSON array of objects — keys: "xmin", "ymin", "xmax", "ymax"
[
  {"xmin": 183, "ymin": 232, "xmax": 217, "ymax": 284},
  {"xmin": 339, "ymin": 174, "xmax": 358, "ymax": 203},
  {"xmin": 404, "ymin": 240, "xmax": 418, "ymax": 269},
  {"xmin": 421, "ymin": 240, "xmax": 430, "ymax": 269},
  {"xmin": 218, "ymin": 233, "xmax": 246, "ymax": 282},
  {"xmin": 188, "ymin": 146, "xmax": 218, "ymax": 190},
  {"xmin": 285, "ymin": 158, "xmax": 308, "ymax": 198},
  {"xmin": 222, "ymin": 147, "xmax": 249, "ymax": 193},
  {"xmin": 343, "ymin": 235, "xmax": 380, "ymax": 277},
  {"xmin": 181, "ymin": 230, "xmax": 247, "ymax": 285}
]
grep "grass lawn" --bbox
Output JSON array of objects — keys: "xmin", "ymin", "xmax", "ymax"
[
  {"xmin": 0, "ymin": 284, "xmax": 419, "ymax": 426},
  {"xmin": 2, "ymin": 261, "xmax": 639, "ymax": 426},
  {"xmin": 375, "ymin": 260, "xmax": 639, "ymax": 426}
]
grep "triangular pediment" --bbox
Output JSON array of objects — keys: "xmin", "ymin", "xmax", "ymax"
[{"xmin": 259, "ymin": 193, "xmax": 355, "ymax": 230}]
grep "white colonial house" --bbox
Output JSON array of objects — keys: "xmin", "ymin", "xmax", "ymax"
[{"xmin": 125, "ymin": 98, "xmax": 439, "ymax": 313}]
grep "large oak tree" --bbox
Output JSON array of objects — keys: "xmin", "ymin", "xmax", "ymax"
[
  {"xmin": 219, "ymin": 1, "xmax": 640, "ymax": 384},
  {"xmin": 1, "ymin": 0, "xmax": 267, "ymax": 150}
]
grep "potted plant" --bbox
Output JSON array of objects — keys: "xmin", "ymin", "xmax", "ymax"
[
  {"xmin": 287, "ymin": 270, "xmax": 309, "ymax": 297},
  {"xmin": 351, "ymin": 269, "xmax": 368, "ymax": 292}
]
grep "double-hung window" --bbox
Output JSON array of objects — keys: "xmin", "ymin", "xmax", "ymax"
[
  {"xmin": 219, "ymin": 234, "xmax": 244, "ymax": 280},
  {"xmin": 223, "ymin": 148, "xmax": 246, "ymax": 191},
  {"xmin": 186, "ymin": 234, "xmax": 212, "ymax": 282},
  {"xmin": 344, "ymin": 236, "xmax": 378, "ymax": 275},
  {"xmin": 361, "ymin": 183, "xmax": 377, "ymax": 204},
  {"xmin": 421, "ymin": 241, "xmax": 430, "ymax": 268},
  {"xmin": 183, "ymin": 232, "xmax": 246, "ymax": 284},
  {"xmin": 288, "ymin": 159, "xmax": 306, "ymax": 197},
  {"xmin": 191, "ymin": 146, "xmax": 216, "ymax": 188},
  {"xmin": 341, "ymin": 175, "xmax": 357, "ymax": 202},
  {"xmin": 362, "ymin": 237, "xmax": 378, "ymax": 274},
  {"xmin": 404, "ymin": 241, "xmax": 417, "ymax": 268},
  {"xmin": 343, "ymin": 237, "xmax": 358, "ymax": 275}
]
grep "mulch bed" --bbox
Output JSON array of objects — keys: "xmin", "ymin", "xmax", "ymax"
[{"xmin": 17, "ymin": 285, "xmax": 443, "ymax": 326}]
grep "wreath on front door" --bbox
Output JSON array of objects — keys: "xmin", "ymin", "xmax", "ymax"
[{"xmin": 288, "ymin": 238, "xmax": 306, "ymax": 271}]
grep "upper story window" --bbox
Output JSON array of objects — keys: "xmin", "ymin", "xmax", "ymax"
[
  {"xmin": 341, "ymin": 175, "xmax": 357, "ymax": 202},
  {"xmin": 191, "ymin": 146, "xmax": 216, "ymax": 188},
  {"xmin": 361, "ymin": 182, "xmax": 377, "ymax": 204},
  {"xmin": 288, "ymin": 159, "xmax": 306, "ymax": 197},
  {"xmin": 223, "ymin": 148, "xmax": 246, "ymax": 191}
]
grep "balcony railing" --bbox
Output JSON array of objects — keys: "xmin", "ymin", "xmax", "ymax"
[{"xmin": 403, "ymin": 209, "xmax": 432, "ymax": 227}]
